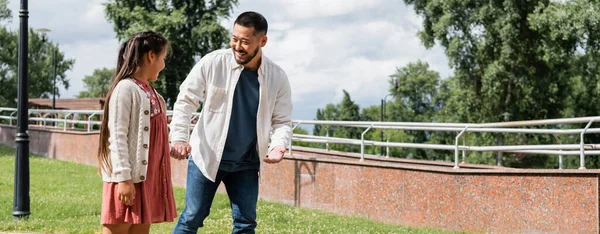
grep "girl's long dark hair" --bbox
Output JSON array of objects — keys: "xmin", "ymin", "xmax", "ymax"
[{"xmin": 98, "ymin": 31, "xmax": 168, "ymax": 174}]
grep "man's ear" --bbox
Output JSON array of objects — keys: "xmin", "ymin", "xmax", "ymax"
[{"xmin": 261, "ymin": 35, "xmax": 268, "ymax": 47}]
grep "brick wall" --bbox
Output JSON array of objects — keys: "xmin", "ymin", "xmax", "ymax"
[{"xmin": 1, "ymin": 125, "xmax": 598, "ymax": 233}]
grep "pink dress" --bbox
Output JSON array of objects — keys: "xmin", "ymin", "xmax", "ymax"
[{"xmin": 101, "ymin": 80, "xmax": 177, "ymax": 224}]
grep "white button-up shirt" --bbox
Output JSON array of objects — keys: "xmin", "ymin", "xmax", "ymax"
[{"xmin": 169, "ymin": 49, "xmax": 293, "ymax": 182}]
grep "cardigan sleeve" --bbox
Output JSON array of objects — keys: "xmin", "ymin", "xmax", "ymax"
[{"xmin": 107, "ymin": 81, "xmax": 135, "ymax": 182}]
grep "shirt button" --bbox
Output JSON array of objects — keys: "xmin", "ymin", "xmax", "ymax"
[
  {"xmin": 144, "ymin": 126, "xmax": 149, "ymax": 131},
  {"xmin": 143, "ymin": 144, "xmax": 148, "ymax": 149},
  {"xmin": 144, "ymin": 110, "xmax": 149, "ymax": 115},
  {"xmin": 142, "ymin": 160, "xmax": 148, "ymax": 165},
  {"xmin": 140, "ymin": 176, "xmax": 145, "ymax": 180}
]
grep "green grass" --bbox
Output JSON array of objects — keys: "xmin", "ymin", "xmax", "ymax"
[{"xmin": 0, "ymin": 145, "xmax": 463, "ymax": 234}]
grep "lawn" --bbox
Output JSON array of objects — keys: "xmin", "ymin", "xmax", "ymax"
[{"xmin": 0, "ymin": 145, "xmax": 463, "ymax": 234}]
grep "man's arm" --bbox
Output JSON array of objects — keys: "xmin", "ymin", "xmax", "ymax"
[
  {"xmin": 169, "ymin": 59, "xmax": 207, "ymax": 143},
  {"xmin": 268, "ymin": 73, "xmax": 293, "ymax": 153}
]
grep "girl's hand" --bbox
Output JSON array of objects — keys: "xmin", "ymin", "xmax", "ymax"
[{"xmin": 117, "ymin": 180, "xmax": 135, "ymax": 206}]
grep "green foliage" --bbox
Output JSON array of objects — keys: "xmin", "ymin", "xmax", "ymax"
[
  {"xmin": 405, "ymin": 0, "xmax": 572, "ymax": 123},
  {"xmin": 380, "ymin": 0, "xmax": 600, "ymax": 167},
  {"xmin": 0, "ymin": 0, "xmax": 74, "ymax": 107},
  {"xmin": 0, "ymin": 0, "xmax": 9, "ymax": 23},
  {"xmin": 314, "ymin": 90, "xmax": 362, "ymax": 153},
  {"xmin": 77, "ymin": 67, "xmax": 115, "ymax": 98},
  {"xmin": 292, "ymin": 127, "xmax": 325, "ymax": 149},
  {"xmin": 387, "ymin": 61, "xmax": 442, "ymax": 159},
  {"xmin": 104, "ymin": 0, "xmax": 238, "ymax": 108},
  {"xmin": 311, "ymin": 62, "xmax": 442, "ymax": 158}
]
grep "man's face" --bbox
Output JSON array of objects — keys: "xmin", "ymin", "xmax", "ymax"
[{"xmin": 230, "ymin": 24, "xmax": 266, "ymax": 65}]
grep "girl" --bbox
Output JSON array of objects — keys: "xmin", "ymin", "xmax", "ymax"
[{"xmin": 98, "ymin": 31, "xmax": 176, "ymax": 234}]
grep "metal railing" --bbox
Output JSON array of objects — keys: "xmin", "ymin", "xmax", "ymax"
[
  {"xmin": 1, "ymin": 107, "xmax": 599, "ymax": 170},
  {"xmin": 290, "ymin": 118, "xmax": 600, "ymax": 169}
]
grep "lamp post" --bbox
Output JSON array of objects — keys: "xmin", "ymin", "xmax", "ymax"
[
  {"xmin": 35, "ymin": 28, "xmax": 56, "ymax": 110},
  {"xmin": 380, "ymin": 74, "xmax": 399, "ymax": 156},
  {"xmin": 13, "ymin": 0, "xmax": 30, "ymax": 220}
]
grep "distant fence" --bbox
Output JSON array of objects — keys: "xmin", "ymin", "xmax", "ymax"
[{"xmin": 2, "ymin": 107, "xmax": 600, "ymax": 169}]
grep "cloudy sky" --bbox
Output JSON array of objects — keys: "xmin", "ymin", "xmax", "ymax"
[{"xmin": 7, "ymin": 0, "xmax": 451, "ymax": 121}]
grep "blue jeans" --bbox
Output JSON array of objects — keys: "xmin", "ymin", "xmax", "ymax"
[{"xmin": 173, "ymin": 158, "xmax": 259, "ymax": 234}]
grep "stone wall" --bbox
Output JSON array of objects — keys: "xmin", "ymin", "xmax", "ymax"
[{"xmin": 1, "ymin": 125, "xmax": 598, "ymax": 233}]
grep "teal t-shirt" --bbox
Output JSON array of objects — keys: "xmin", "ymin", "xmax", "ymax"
[{"xmin": 219, "ymin": 68, "xmax": 260, "ymax": 172}]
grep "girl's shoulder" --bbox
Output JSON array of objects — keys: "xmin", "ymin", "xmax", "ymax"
[{"xmin": 113, "ymin": 78, "xmax": 142, "ymax": 95}]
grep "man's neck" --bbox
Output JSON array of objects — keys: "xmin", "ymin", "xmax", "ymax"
[{"xmin": 243, "ymin": 51, "xmax": 262, "ymax": 71}]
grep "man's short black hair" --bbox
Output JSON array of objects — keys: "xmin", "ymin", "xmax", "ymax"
[{"xmin": 234, "ymin": 11, "xmax": 268, "ymax": 35}]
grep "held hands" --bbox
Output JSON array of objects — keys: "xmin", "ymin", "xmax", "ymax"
[
  {"xmin": 170, "ymin": 142, "xmax": 191, "ymax": 160},
  {"xmin": 170, "ymin": 142, "xmax": 285, "ymax": 163},
  {"xmin": 264, "ymin": 145, "xmax": 287, "ymax": 164},
  {"xmin": 118, "ymin": 180, "xmax": 135, "ymax": 206}
]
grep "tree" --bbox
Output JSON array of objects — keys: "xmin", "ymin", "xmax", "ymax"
[
  {"xmin": 528, "ymin": 0, "xmax": 600, "ymax": 169},
  {"xmin": 78, "ymin": 68, "xmax": 115, "ymax": 98},
  {"xmin": 389, "ymin": 60, "xmax": 440, "ymax": 123},
  {"xmin": 313, "ymin": 90, "xmax": 362, "ymax": 153},
  {"xmin": 104, "ymin": 0, "xmax": 238, "ymax": 108},
  {"xmin": 0, "ymin": 0, "xmax": 74, "ymax": 107},
  {"xmin": 405, "ymin": 0, "xmax": 573, "ymax": 123},
  {"xmin": 402, "ymin": 0, "xmax": 600, "ymax": 167},
  {"xmin": 313, "ymin": 103, "xmax": 338, "ymax": 136},
  {"xmin": 0, "ymin": 0, "xmax": 9, "ymax": 23},
  {"xmin": 387, "ymin": 61, "xmax": 443, "ymax": 159}
]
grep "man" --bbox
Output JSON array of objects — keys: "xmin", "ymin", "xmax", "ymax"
[{"xmin": 169, "ymin": 11, "xmax": 292, "ymax": 234}]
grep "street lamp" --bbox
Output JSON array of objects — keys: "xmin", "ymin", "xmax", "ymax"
[
  {"xmin": 13, "ymin": 0, "xmax": 30, "ymax": 220},
  {"xmin": 380, "ymin": 74, "xmax": 399, "ymax": 156},
  {"xmin": 35, "ymin": 28, "xmax": 57, "ymax": 110}
]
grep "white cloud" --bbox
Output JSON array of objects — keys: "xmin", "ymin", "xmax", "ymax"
[
  {"xmin": 58, "ymin": 38, "xmax": 120, "ymax": 98},
  {"xmin": 264, "ymin": 0, "xmax": 385, "ymax": 20},
  {"xmin": 80, "ymin": 0, "xmax": 109, "ymax": 26}
]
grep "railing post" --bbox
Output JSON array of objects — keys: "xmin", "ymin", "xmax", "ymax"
[
  {"xmin": 579, "ymin": 120, "xmax": 594, "ymax": 169},
  {"xmin": 454, "ymin": 126, "xmax": 469, "ymax": 169},
  {"xmin": 87, "ymin": 113, "xmax": 97, "ymax": 132},
  {"xmin": 38, "ymin": 113, "xmax": 44, "ymax": 126},
  {"xmin": 559, "ymin": 151, "xmax": 563, "ymax": 170},
  {"xmin": 42, "ymin": 113, "xmax": 52, "ymax": 127},
  {"xmin": 70, "ymin": 114, "xmax": 75, "ymax": 130},
  {"xmin": 289, "ymin": 121, "xmax": 302, "ymax": 157},
  {"xmin": 63, "ymin": 113, "xmax": 72, "ymax": 131},
  {"xmin": 30, "ymin": 113, "xmax": 41, "ymax": 126},
  {"xmin": 360, "ymin": 124, "xmax": 374, "ymax": 162},
  {"xmin": 461, "ymin": 137, "xmax": 466, "ymax": 164},
  {"xmin": 10, "ymin": 111, "xmax": 17, "ymax": 125},
  {"xmin": 325, "ymin": 129, "xmax": 330, "ymax": 152},
  {"xmin": 554, "ymin": 135, "xmax": 563, "ymax": 170},
  {"xmin": 386, "ymin": 133, "xmax": 390, "ymax": 158}
]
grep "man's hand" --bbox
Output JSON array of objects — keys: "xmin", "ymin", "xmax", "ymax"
[
  {"xmin": 264, "ymin": 145, "xmax": 286, "ymax": 164},
  {"xmin": 170, "ymin": 142, "xmax": 191, "ymax": 160},
  {"xmin": 118, "ymin": 180, "xmax": 135, "ymax": 206}
]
